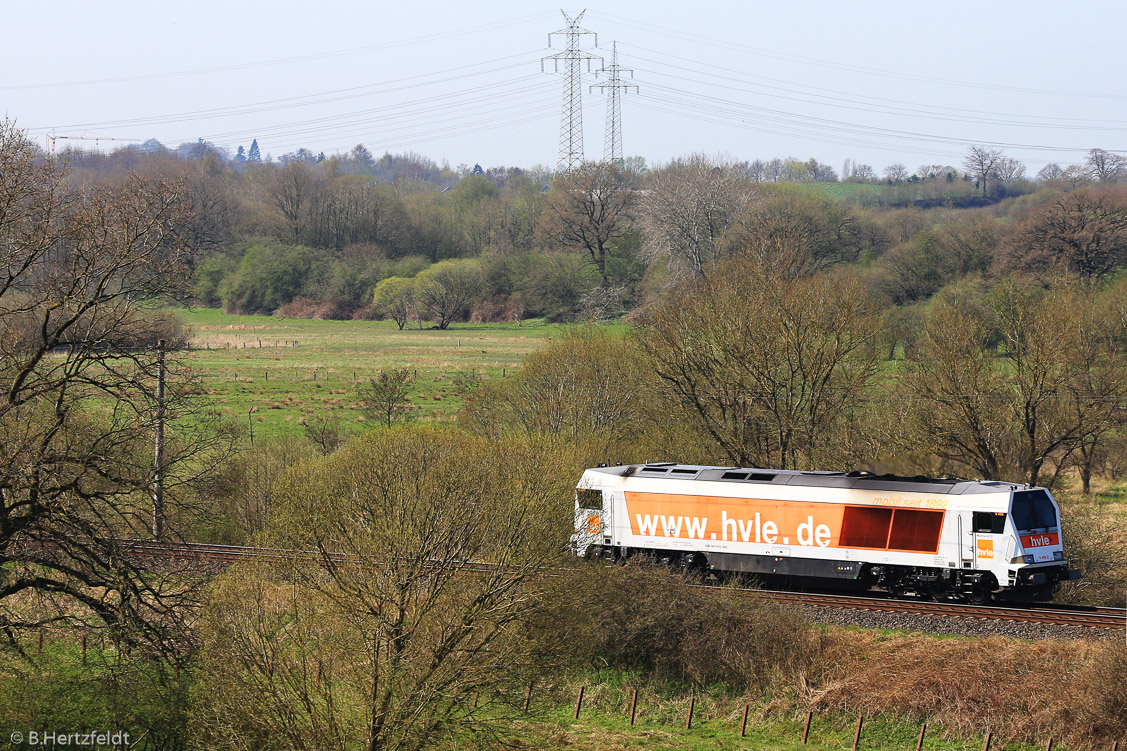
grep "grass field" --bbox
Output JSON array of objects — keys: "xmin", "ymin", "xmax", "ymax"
[
  {"xmin": 177, "ymin": 308, "xmax": 621, "ymax": 438},
  {"xmin": 508, "ymin": 676, "xmax": 1065, "ymax": 751}
]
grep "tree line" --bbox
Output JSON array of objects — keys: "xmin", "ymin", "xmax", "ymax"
[{"xmin": 51, "ymin": 132, "xmax": 1127, "ymax": 328}]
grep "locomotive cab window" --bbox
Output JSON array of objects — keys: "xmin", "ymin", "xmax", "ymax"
[
  {"xmin": 577, "ymin": 489, "xmax": 603, "ymax": 510},
  {"xmin": 973, "ymin": 511, "xmax": 1006, "ymax": 534},
  {"xmin": 1011, "ymin": 490, "xmax": 1057, "ymax": 532}
]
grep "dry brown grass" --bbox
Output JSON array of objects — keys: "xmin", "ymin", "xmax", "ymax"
[
  {"xmin": 536, "ymin": 564, "xmax": 1127, "ymax": 748},
  {"xmin": 803, "ymin": 631, "xmax": 1126, "ymax": 749}
]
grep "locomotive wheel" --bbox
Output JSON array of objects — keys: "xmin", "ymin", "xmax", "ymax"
[{"xmin": 965, "ymin": 581, "xmax": 992, "ymax": 605}]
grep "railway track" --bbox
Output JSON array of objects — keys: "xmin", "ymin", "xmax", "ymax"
[
  {"xmin": 742, "ymin": 588, "xmax": 1126, "ymax": 630},
  {"xmin": 117, "ymin": 540, "xmax": 1127, "ymax": 631}
]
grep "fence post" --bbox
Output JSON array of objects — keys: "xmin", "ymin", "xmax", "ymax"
[
  {"xmin": 37, "ymin": 631, "xmax": 42, "ymax": 655},
  {"xmin": 802, "ymin": 710, "xmax": 813, "ymax": 744},
  {"xmin": 685, "ymin": 694, "xmax": 695, "ymax": 731},
  {"xmin": 265, "ymin": 370, "xmax": 269, "ymax": 382},
  {"xmin": 916, "ymin": 723, "xmax": 927, "ymax": 751},
  {"xmin": 522, "ymin": 680, "xmax": 534, "ymax": 713},
  {"xmin": 573, "ymin": 686, "xmax": 585, "ymax": 720},
  {"xmin": 740, "ymin": 704, "xmax": 750, "ymax": 737},
  {"xmin": 628, "ymin": 688, "xmax": 638, "ymax": 726},
  {"xmin": 81, "ymin": 635, "xmax": 87, "ymax": 665},
  {"xmin": 852, "ymin": 715, "xmax": 863, "ymax": 751},
  {"xmin": 1045, "ymin": 739, "xmax": 1054, "ymax": 751},
  {"xmin": 982, "ymin": 732, "xmax": 993, "ymax": 751}
]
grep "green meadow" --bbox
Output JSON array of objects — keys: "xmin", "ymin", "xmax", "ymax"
[{"xmin": 176, "ymin": 308, "xmax": 620, "ymax": 437}]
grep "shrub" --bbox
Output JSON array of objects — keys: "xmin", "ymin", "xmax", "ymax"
[{"xmin": 536, "ymin": 563, "xmax": 814, "ymax": 691}]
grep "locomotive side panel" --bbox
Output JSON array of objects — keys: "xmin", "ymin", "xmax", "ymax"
[{"xmin": 571, "ymin": 465, "xmax": 1077, "ymax": 602}]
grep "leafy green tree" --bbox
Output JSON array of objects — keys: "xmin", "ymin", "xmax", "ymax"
[
  {"xmin": 222, "ymin": 241, "xmax": 327, "ymax": 314},
  {"xmin": 413, "ymin": 259, "xmax": 482, "ymax": 329},
  {"xmin": 193, "ymin": 255, "xmax": 237, "ymax": 307},
  {"xmin": 372, "ymin": 276, "xmax": 416, "ymax": 329}
]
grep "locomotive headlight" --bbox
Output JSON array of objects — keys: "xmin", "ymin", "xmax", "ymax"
[{"xmin": 1053, "ymin": 550, "xmax": 1064, "ymax": 561}]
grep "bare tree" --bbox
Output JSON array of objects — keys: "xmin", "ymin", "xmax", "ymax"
[
  {"xmin": 1003, "ymin": 187, "xmax": 1127, "ymax": 279},
  {"xmin": 963, "ymin": 145, "xmax": 1003, "ymax": 196},
  {"xmin": 848, "ymin": 163, "xmax": 877, "ymax": 182},
  {"xmin": 267, "ymin": 160, "xmax": 325, "ymax": 243},
  {"xmin": 902, "ymin": 287, "xmax": 1011, "ymax": 480},
  {"xmin": 639, "ymin": 154, "xmax": 757, "ymax": 279},
  {"xmin": 198, "ymin": 429, "xmax": 570, "ymax": 751},
  {"xmin": 883, "ymin": 163, "xmax": 909, "ymax": 183},
  {"xmin": 993, "ymin": 157, "xmax": 1027, "ymax": 185},
  {"xmin": 537, "ymin": 162, "xmax": 634, "ymax": 287},
  {"xmin": 1086, "ymin": 148, "xmax": 1127, "ymax": 183},
  {"xmin": 1037, "ymin": 163, "xmax": 1065, "ymax": 183},
  {"xmin": 357, "ymin": 368, "xmax": 416, "ymax": 427},
  {"xmin": 904, "ymin": 282, "xmax": 1117, "ymax": 487},
  {"xmin": 0, "ymin": 120, "xmax": 217, "ymax": 653},
  {"xmin": 638, "ymin": 258, "xmax": 885, "ymax": 469}
]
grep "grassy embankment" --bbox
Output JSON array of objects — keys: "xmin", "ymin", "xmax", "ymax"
[
  {"xmin": 0, "ymin": 641, "xmax": 1087, "ymax": 751},
  {"xmin": 177, "ymin": 308, "xmax": 624, "ymax": 438}
]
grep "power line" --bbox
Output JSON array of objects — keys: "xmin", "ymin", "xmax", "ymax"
[
  {"xmin": 589, "ymin": 11, "xmax": 1127, "ymax": 101},
  {"xmin": 29, "ymin": 52, "xmax": 545, "ymax": 134},
  {"xmin": 5, "ymin": 12, "xmax": 555, "ymax": 92}
]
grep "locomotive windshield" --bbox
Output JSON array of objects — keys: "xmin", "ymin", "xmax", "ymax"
[{"xmin": 1010, "ymin": 490, "xmax": 1058, "ymax": 532}]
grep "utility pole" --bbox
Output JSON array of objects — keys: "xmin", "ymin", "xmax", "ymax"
[
  {"xmin": 152, "ymin": 340, "xmax": 166, "ymax": 539},
  {"xmin": 543, "ymin": 9, "xmax": 601, "ymax": 174},
  {"xmin": 591, "ymin": 42, "xmax": 638, "ymax": 167}
]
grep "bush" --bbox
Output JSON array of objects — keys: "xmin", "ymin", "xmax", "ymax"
[
  {"xmin": 536, "ymin": 563, "xmax": 814, "ymax": 691},
  {"xmin": 221, "ymin": 240, "xmax": 328, "ymax": 314}
]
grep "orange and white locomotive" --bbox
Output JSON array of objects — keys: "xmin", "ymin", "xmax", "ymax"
[{"xmin": 571, "ymin": 464, "xmax": 1080, "ymax": 602}]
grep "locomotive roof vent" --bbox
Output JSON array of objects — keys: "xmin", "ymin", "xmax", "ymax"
[{"xmin": 721, "ymin": 470, "xmax": 777, "ymax": 482}]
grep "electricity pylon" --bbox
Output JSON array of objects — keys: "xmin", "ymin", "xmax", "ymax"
[
  {"xmin": 543, "ymin": 9, "xmax": 601, "ymax": 174},
  {"xmin": 591, "ymin": 42, "xmax": 637, "ymax": 166}
]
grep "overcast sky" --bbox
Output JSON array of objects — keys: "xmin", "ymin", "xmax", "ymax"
[{"xmin": 4, "ymin": 1, "xmax": 1126, "ymax": 173}]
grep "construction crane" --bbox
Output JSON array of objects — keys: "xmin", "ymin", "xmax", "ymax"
[{"xmin": 46, "ymin": 132, "xmax": 143, "ymax": 157}]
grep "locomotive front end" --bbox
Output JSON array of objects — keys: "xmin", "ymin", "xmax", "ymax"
[{"xmin": 1001, "ymin": 488, "xmax": 1081, "ymax": 600}]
